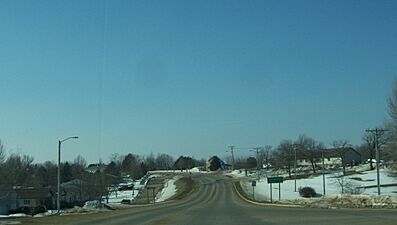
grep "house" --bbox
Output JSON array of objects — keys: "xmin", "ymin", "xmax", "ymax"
[
  {"xmin": 0, "ymin": 186, "xmax": 17, "ymax": 215},
  {"xmin": 206, "ymin": 156, "xmax": 230, "ymax": 171},
  {"xmin": 14, "ymin": 187, "xmax": 55, "ymax": 210},
  {"xmin": 297, "ymin": 147, "xmax": 362, "ymax": 168},
  {"xmin": 60, "ymin": 179, "xmax": 89, "ymax": 205},
  {"xmin": 323, "ymin": 147, "xmax": 362, "ymax": 167},
  {"xmin": 86, "ymin": 163, "xmax": 106, "ymax": 173}
]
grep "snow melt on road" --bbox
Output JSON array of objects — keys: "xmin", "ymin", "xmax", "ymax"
[
  {"xmin": 241, "ymin": 168, "xmax": 397, "ymax": 201},
  {"xmin": 155, "ymin": 176, "xmax": 181, "ymax": 202}
]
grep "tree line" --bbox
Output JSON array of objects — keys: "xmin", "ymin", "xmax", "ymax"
[
  {"xmin": 226, "ymin": 80, "xmax": 397, "ymax": 175},
  {"xmin": 0, "ymin": 146, "xmax": 204, "ymax": 201}
]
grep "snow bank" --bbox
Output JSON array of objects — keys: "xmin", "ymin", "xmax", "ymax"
[
  {"xmin": 106, "ymin": 189, "xmax": 140, "ymax": 204},
  {"xmin": 155, "ymin": 176, "xmax": 181, "ymax": 202}
]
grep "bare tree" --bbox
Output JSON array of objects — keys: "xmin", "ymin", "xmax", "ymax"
[
  {"xmin": 363, "ymin": 132, "xmax": 386, "ymax": 170},
  {"xmin": 259, "ymin": 145, "xmax": 272, "ymax": 169},
  {"xmin": 273, "ymin": 140, "xmax": 294, "ymax": 177},
  {"xmin": 331, "ymin": 139, "xmax": 351, "ymax": 175},
  {"xmin": 155, "ymin": 153, "xmax": 174, "ymax": 170},
  {"xmin": 0, "ymin": 139, "xmax": 5, "ymax": 164},
  {"xmin": 144, "ymin": 153, "xmax": 157, "ymax": 171},
  {"xmin": 332, "ymin": 173, "xmax": 361, "ymax": 195},
  {"xmin": 74, "ymin": 155, "xmax": 87, "ymax": 169},
  {"xmin": 1, "ymin": 153, "xmax": 34, "ymax": 186},
  {"xmin": 121, "ymin": 153, "xmax": 144, "ymax": 179},
  {"xmin": 295, "ymin": 135, "xmax": 324, "ymax": 174},
  {"xmin": 386, "ymin": 79, "xmax": 397, "ymax": 164}
]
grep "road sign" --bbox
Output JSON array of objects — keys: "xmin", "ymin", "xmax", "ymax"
[
  {"xmin": 267, "ymin": 176, "xmax": 283, "ymax": 184},
  {"xmin": 251, "ymin": 180, "xmax": 256, "ymax": 187}
]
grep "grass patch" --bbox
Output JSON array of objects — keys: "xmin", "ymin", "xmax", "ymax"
[{"xmin": 172, "ymin": 177, "xmax": 198, "ymax": 200}]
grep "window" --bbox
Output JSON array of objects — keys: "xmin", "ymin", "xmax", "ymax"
[{"xmin": 23, "ymin": 199, "xmax": 31, "ymax": 205}]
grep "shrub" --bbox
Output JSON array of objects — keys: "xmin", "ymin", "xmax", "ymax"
[{"xmin": 298, "ymin": 187, "xmax": 316, "ymax": 198}]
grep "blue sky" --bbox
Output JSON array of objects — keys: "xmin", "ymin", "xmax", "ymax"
[{"xmin": 0, "ymin": 0, "xmax": 396, "ymax": 163}]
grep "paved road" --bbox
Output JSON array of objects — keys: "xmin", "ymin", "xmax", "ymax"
[{"xmin": 31, "ymin": 174, "xmax": 397, "ymax": 225}]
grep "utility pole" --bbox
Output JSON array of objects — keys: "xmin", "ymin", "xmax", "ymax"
[
  {"xmin": 322, "ymin": 149, "xmax": 326, "ymax": 196},
  {"xmin": 228, "ymin": 146, "xmax": 235, "ymax": 170},
  {"xmin": 252, "ymin": 147, "xmax": 262, "ymax": 181},
  {"xmin": 365, "ymin": 128, "xmax": 387, "ymax": 196},
  {"xmin": 294, "ymin": 145, "xmax": 298, "ymax": 192}
]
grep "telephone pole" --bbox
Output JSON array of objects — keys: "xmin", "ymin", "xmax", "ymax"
[
  {"xmin": 227, "ymin": 146, "xmax": 235, "ymax": 170},
  {"xmin": 365, "ymin": 128, "xmax": 387, "ymax": 196},
  {"xmin": 252, "ymin": 147, "xmax": 262, "ymax": 181}
]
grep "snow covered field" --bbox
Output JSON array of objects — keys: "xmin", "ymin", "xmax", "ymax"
[{"xmin": 239, "ymin": 168, "xmax": 397, "ymax": 201}]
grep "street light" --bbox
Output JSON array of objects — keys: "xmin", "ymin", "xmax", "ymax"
[
  {"xmin": 57, "ymin": 136, "xmax": 78, "ymax": 214},
  {"xmin": 293, "ymin": 145, "xmax": 298, "ymax": 192}
]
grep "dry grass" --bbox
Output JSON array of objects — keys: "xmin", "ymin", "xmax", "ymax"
[{"xmin": 172, "ymin": 177, "xmax": 198, "ymax": 200}]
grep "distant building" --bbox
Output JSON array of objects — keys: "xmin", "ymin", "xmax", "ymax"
[
  {"xmin": 0, "ymin": 186, "xmax": 17, "ymax": 214},
  {"xmin": 206, "ymin": 156, "xmax": 230, "ymax": 171},
  {"xmin": 297, "ymin": 147, "xmax": 361, "ymax": 168},
  {"xmin": 14, "ymin": 187, "xmax": 55, "ymax": 209},
  {"xmin": 60, "ymin": 179, "xmax": 90, "ymax": 205},
  {"xmin": 86, "ymin": 163, "xmax": 106, "ymax": 173}
]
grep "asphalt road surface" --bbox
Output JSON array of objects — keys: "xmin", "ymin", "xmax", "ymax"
[{"xmin": 28, "ymin": 174, "xmax": 397, "ymax": 225}]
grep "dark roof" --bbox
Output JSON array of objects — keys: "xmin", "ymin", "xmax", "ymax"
[
  {"xmin": 14, "ymin": 187, "xmax": 54, "ymax": 199},
  {"xmin": 323, "ymin": 147, "xmax": 361, "ymax": 158},
  {"xmin": 0, "ymin": 186, "xmax": 14, "ymax": 199}
]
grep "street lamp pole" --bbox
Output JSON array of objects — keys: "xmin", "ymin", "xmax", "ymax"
[
  {"xmin": 294, "ymin": 146, "xmax": 297, "ymax": 192},
  {"xmin": 322, "ymin": 149, "xmax": 326, "ymax": 196},
  {"xmin": 57, "ymin": 136, "xmax": 78, "ymax": 214}
]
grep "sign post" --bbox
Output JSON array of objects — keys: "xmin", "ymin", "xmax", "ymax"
[
  {"xmin": 279, "ymin": 183, "xmax": 281, "ymax": 200},
  {"xmin": 267, "ymin": 177, "xmax": 283, "ymax": 203},
  {"xmin": 251, "ymin": 180, "xmax": 256, "ymax": 200}
]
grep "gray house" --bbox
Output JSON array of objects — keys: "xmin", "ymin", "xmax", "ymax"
[
  {"xmin": 60, "ymin": 179, "xmax": 89, "ymax": 204},
  {"xmin": 0, "ymin": 186, "xmax": 17, "ymax": 215},
  {"xmin": 324, "ymin": 147, "xmax": 362, "ymax": 167}
]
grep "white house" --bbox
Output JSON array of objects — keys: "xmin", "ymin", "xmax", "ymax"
[{"xmin": 297, "ymin": 147, "xmax": 362, "ymax": 168}]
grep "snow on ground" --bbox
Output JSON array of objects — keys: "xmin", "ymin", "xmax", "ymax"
[
  {"xmin": 150, "ymin": 167, "xmax": 207, "ymax": 174},
  {"xmin": 241, "ymin": 168, "xmax": 397, "ymax": 201},
  {"xmin": 0, "ymin": 213, "xmax": 29, "ymax": 218},
  {"xmin": 106, "ymin": 189, "xmax": 140, "ymax": 204},
  {"xmin": 226, "ymin": 170, "xmax": 252, "ymax": 178},
  {"xmin": 155, "ymin": 176, "xmax": 181, "ymax": 202},
  {"xmin": 103, "ymin": 176, "xmax": 156, "ymax": 204}
]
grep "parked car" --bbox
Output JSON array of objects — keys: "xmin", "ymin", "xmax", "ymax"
[{"xmin": 121, "ymin": 199, "xmax": 133, "ymax": 205}]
